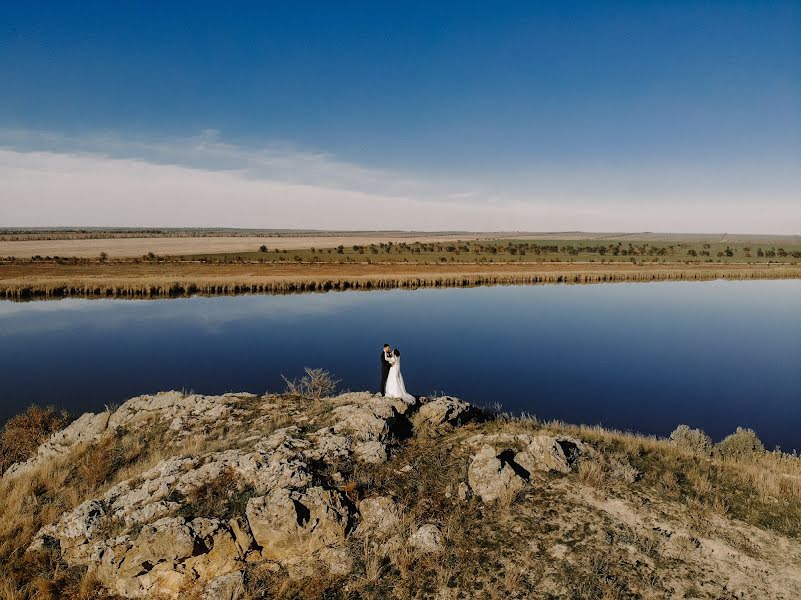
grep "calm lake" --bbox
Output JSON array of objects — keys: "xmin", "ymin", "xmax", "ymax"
[{"xmin": 1, "ymin": 280, "xmax": 799, "ymax": 450}]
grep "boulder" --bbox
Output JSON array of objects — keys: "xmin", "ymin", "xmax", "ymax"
[
  {"xmin": 229, "ymin": 516, "xmax": 255, "ymax": 555},
  {"xmin": 331, "ymin": 395, "xmax": 410, "ymax": 442},
  {"xmin": 413, "ymin": 397, "xmax": 483, "ymax": 430},
  {"xmin": 514, "ymin": 434, "xmax": 582, "ymax": 475},
  {"xmin": 112, "ymin": 517, "xmax": 196, "ymax": 580},
  {"xmin": 47, "ymin": 499, "xmax": 106, "ymax": 563},
  {"xmin": 245, "ymin": 486, "xmax": 356, "ymax": 570},
  {"xmin": 93, "ymin": 517, "xmax": 244, "ymax": 598},
  {"xmin": 468, "ymin": 445, "xmax": 528, "ymax": 503}
]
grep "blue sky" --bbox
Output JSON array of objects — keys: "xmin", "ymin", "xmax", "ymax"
[{"xmin": 1, "ymin": 1, "xmax": 799, "ymax": 231}]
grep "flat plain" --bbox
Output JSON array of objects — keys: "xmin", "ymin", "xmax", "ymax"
[{"xmin": 1, "ymin": 229, "xmax": 799, "ymax": 300}]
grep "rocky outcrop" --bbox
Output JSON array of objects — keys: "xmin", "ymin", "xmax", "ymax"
[
  {"xmin": 8, "ymin": 388, "xmax": 801, "ymax": 600},
  {"xmin": 413, "ymin": 396, "xmax": 484, "ymax": 430},
  {"xmin": 17, "ymin": 390, "xmax": 591, "ymax": 598},
  {"xmin": 22, "ymin": 391, "xmax": 427, "ymax": 598},
  {"xmin": 6, "ymin": 391, "xmax": 258, "ymax": 478},
  {"xmin": 468, "ymin": 445, "xmax": 528, "ymax": 503},
  {"xmin": 246, "ymin": 486, "xmax": 356, "ymax": 561},
  {"xmin": 465, "ymin": 433, "xmax": 584, "ymax": 502}
]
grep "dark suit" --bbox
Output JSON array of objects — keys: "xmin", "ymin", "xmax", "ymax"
[{"xmin": 379, "ymin": 350, "xmax": 392, "ymax": 395}]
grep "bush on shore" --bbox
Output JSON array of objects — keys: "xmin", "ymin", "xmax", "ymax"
[
  {"xmin": 282, "ymin": 367, "xmax": 340, "ymax": 401},
  {"xmin": 717, "ymin": 427, "xmax": 766, "ymax": 459},
  {"xmin": 669, "ymin": 424, "xmax": 713, "ymax": 455}
]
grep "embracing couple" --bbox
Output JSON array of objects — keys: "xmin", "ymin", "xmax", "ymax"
[{"xmin": 379, "ymin": 344, "xmax": 415, "ymax": 403}]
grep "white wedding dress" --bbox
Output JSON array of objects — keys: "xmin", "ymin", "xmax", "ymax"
[{"xmin": 384, "ymin": 356, "xmax": 415, "ymax": 403}]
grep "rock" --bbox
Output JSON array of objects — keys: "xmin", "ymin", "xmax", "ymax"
[
  {"xmin": 203, "ymin": 571, "xmax": 244, "ymax": 600},
  {"xmin": 353, "ymin": 440, "xmax": 388, "ymax": 464},
  {"xmin": 5, "ymin": 411, "xmax": 111, "ymax": 477},
  {"xmin": 332, "ymin": 395, "xmax": 410, "ymax": 442},
  {"xmin": 306, "ymin": 429, "xmax": 352, "ymax": 461},
  {"xmin": 514, "ymin": 434, "xmax": 582, "ymax": 475},
  {"xmin": 5, "ymin": 391, "xmax": 248, "ymax": 478},
  {"xmin": 457, "ymin": 482, "xmax": 470, "ymax": 501},
  {"xmin": 183, "ymin": 519, "xmax": 243, "ymax": 581},
  {"xmin": 113, "ymin": 517, "xmax": 196, "ymax": 579},
  {"xmin": 93, "ymin": 518, "xmax": 244, "ymax": 598},
  {"xmin": 413, "ymin": 397, "xmax": 483, "ymax": 429},
  {"xmin": 49, "ymin": 499, "xmax": 106, "ymax": 563},
  {"xmin": 246, "ymin": 486, "xmax": 356, "ymax": 570},
  {"xmin": 229, "ymin": 516, "xmax": 255, "ymax": 555},
  {"xmin": 358, "ymin": 496, "xmax": 401, "ymax": 538},
  {"xmin": 409, "ymin": 524, "xmax": 443, "ymax": 553},
  {"xmin": 468, "ymin": 446, "xmax": 528, "ymax": 503},
  {"xmin": 18, "ymin": 390, "xmax": 506, "ymax": 598}
]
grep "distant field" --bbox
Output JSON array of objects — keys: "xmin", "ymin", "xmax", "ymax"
[
  {"xmin": 2, "ymin": 230, "xmax": 799, "ymax": 300},
  {"xmin": 0, "ymin": 234, "xmax": 499, "ymax": 258},
  {"xmin": 0, "ymin": 230, "xmax": 799, "ymax": 260},
  {"xmin": 185, "ymin": 238, "xmax": 801, "ymax": 266}
]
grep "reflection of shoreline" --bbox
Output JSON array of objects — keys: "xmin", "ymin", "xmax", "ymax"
[{"xmin": 1, "ymin": 262, "xmax": 800, "ymax": 301}]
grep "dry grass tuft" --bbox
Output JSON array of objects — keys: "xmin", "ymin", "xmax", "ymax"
[
  {"xmin": 0, "ymin": 406, "xmax": 72, "ymax": 473},
  {"xmin": 282, "ymin": 368, "xmax": 340, "ymax": 401}
]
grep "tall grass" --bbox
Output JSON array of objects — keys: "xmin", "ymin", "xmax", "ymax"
[{"xmin": 2, "ymin": 264, "xmax": 799, "ymax": 300}]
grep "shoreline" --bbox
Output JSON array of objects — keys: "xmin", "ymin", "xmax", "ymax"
[{"xmin": 1, "ymin": 261, "xmax": 800, "ymax": 300}]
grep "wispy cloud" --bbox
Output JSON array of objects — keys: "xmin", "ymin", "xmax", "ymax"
[{"xmin": 0, "ymin": 129, "xmax": 798, "ymax": 233}]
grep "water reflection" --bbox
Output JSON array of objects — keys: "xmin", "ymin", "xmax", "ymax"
[{"xmin": 1, "ymin": 280, "xmax": 799, "ymax": 450}]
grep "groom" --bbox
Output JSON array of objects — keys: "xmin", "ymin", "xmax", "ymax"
[{"xmin": 379, "ymin": 343, "xmax": 392, "ymax": 396}]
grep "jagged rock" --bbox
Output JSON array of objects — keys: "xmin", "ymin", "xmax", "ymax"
[
  {"xmin": 5, "ymin": 411, "xmax": 111, "ymax": 477},
  {"xmin": 92, "ymin": 517, "xmax": 244, "ymax": 598},
  {"xmin": 22, "ymin": 390, "xmax": 587, "ymax": 599},
  {"xmin": 245, "ymin": 486, "xmax": 356, "ymax": 572},
  {"xmin": 514, "ymin": 434, "xmax": 583, "ymax": 474},
  {"xmin": 358, "ymin": 496, "xmax": 401, "ymax": 538},
  {"xmin": 114, "ymin": 517, "xmax": 196, "ymax": 579},
  {"xmin": 409, "ymin": 524, "xmax": 443, "ymax": 553},
  {"xmin": 413, "ymin": 396, "xmax": 483, "ymax": 429},
  {"xmin": 468, "ymin": 445, "xmax": 528, "ymax": 503},
  {"xmin": 306, "ymin": 429, "xmax": 352, "ymax": 461},
  {"xmin": 332, "ymin": 394, "xmax": 410, "ymax": 442},
  {"xmin": 5, "ymin": 391, "xmax": 250, "ymax": 478},
  {"xmin": 463, "ymin": 432, "xmax": 584, "ymax": 475},
  {"xmin": 183, "ymin": 519, "xmax": 243, "ymax": 582},
  {"xmin": 229, "ymin": 516, "xmax": 255, "ymax": 555}
]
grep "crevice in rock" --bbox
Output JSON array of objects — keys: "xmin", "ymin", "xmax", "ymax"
[
  {"xmin": 292, "ymin": 499, "xmax": 311, "ymax": 527},
  {"xmin": 557, "ymin": 440, "xmax": 581, "ymax": 467},
  {"xmin": 497, "ymin": 449, "xmax": 531, "ymax": 480}
]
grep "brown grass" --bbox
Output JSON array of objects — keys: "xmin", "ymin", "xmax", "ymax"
[{"xmin": 1, "ymin": 260, "xmax": 799, "ymax": 300}]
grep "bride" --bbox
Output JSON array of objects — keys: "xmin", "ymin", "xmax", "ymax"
[{"xmin": 384, "ymin": 348, "xmax": 415, "ymax": 403}]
